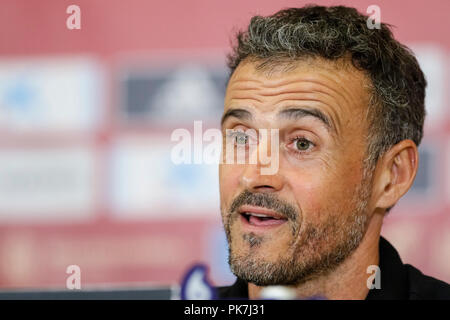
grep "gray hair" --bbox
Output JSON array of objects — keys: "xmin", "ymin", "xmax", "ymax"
[{"xmin": 227, "ymin": 5, "xmax": 426, "ymax": 168}]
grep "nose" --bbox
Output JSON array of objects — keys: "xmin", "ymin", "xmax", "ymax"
[
  {"xmin": 240, "ymin": 169, "xmax": 284, "ymax": 192},
  {"xmin": 239, "ymin": 132, "xmax": 284, "ymax": 193}
]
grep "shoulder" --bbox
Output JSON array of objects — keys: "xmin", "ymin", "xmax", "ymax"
[
  {"xmin": 216, "ymin": 285, "xmax": 234, "ymax": 299},
  {"xmin": 215, "ymin": 278, "xmax": 249, "ymax": 299},
  {"xmin": 404, "ymin": 264, "xmax": 450, "ymax": 300}
]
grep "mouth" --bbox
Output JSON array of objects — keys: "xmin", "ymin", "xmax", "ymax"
[{"xmin": 238, "ymin": 205, "xmax": 288, "ymax": 229}]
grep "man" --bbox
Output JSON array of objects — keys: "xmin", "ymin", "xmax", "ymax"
[{"xmin": 217, "ymin": 5, "xmax": 450, "ymax": 299}]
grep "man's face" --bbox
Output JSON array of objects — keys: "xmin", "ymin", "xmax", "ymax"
[{"xmin": 219, "ymin": 58, "xmax": 375, "ymax": 286}]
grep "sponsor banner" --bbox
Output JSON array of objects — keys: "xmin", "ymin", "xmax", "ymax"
[
  {"xmin": 0, "ymin": 147, "xmax": 97, "ymax": 222},
  {"xmin": 382, "ymin": 215, "xmax": 450, "ymax": 284},
  {"xmin": 0, "ymin": 57, "xmax": 103, "ymax": 133},
  {"xmin": 118, "ymin": 63, "xmax": 227, "ymax": 125},
  {"xmin": 406, "ymin": 143, "xmax": 436, "ymax": 196},
  {"xmin": 0, "ymin": 219, "xmax": 211, "ymax": 288},
  {"xmin": 381, "ymin": 218, "xmax": 426, "ymax": 266},
  {"xmin": 411, "ymin": 45, "xmax": 447, "ymax": 129},
  {"xmin": 448, "ymin": 138, "xmax": 450, "ymax": 205},
  {"xmin": 395, "ymin": 140, "xmax": 443, "ymax": 214},
  {"xmin": 110, "ymin": 135, "xmax": 220, "ymax": 219},
  {"xmin": 428, "ymin": 217, "xmax": 450, "ymax": 283}
]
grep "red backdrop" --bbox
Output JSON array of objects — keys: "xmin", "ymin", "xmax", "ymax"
[{"xmin": 0, "ymin": 0, "xmax": 448, "ymax": 289}]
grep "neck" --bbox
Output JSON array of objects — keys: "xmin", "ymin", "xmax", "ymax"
[{"xmin": 248, "ymin": 212, "xmax": 383, "ymax": 300}]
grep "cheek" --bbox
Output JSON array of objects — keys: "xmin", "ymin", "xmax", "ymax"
[
  {"xmin": 286, "ymin": 163, "xmax": 363, "ymax": 223},
  {"xmin": 288, "ymin": 173, "xmax": 325, "ymax": 222}
]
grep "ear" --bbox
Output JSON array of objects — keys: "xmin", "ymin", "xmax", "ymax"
[{"xmin": 372, "ymin": 140, "xmax": 419, "ymax": 211}]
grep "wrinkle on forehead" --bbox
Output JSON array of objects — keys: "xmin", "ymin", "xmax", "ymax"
[
  {"xmin": 228, "ymin": 56, "xmax": 370, "ymax": 98},
  {"xmin": 225, "ymin": 57, "xmax": 371, "ymax": 135}
]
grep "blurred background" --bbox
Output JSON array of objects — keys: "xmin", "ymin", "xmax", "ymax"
[{"xmin": 0, "ymin": 0, "xmax": 448, "ymax": 290}]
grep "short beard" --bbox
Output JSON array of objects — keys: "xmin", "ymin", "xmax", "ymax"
[{"xmin": 223, "ymin": 168, "xmax": 373, "ymax": 287}]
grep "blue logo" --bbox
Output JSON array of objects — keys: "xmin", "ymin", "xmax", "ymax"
[{"xmin": 180, "ymin": 264, "xmax": 217, "ymax": 300}]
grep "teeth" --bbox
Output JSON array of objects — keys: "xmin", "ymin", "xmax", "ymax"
[{"xmin": 246, "ymin": 212, "xmax": 273, "ymax": 218}]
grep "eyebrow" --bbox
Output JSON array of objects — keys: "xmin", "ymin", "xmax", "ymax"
[
  {"xmin": 221, "ymin": 106, "xmax": 335, "ymax": 133},
  {"xmin": 221, "ymin": 108, "xmax": 252, "ymax": 126},
  {"xmin": 278, "ymin": 107, "xmax": 335, "ymax": 133}
]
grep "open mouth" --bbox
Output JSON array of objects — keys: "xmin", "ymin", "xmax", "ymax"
[{"xmin": 239, "ymin": 206, "xmax": 288, "ymax": 227}]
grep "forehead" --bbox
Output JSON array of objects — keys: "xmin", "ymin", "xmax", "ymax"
[{"xmin": 224, "ymin": 57, "xmax": 371, "ymax": 131}]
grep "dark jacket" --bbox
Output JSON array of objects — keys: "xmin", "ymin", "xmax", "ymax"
[{"xmin": 217, "ymin": 236, "xmax": 450, "ymax": 300}]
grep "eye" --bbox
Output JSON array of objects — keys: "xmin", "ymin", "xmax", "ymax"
[
  {"xmin": 235, "ymin": 132, "xmax": 248, "ymax": 145},
  {"xmin": 226, "ymin": 130, "xmax": 250, "ymax": 146},
  {"xmin": 289, "ymin": 136, "xmax": 315, "ymax": 153},
  {"xmin": 295, "ymin": 138, "xmax": 311, "ymax": 151}
]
